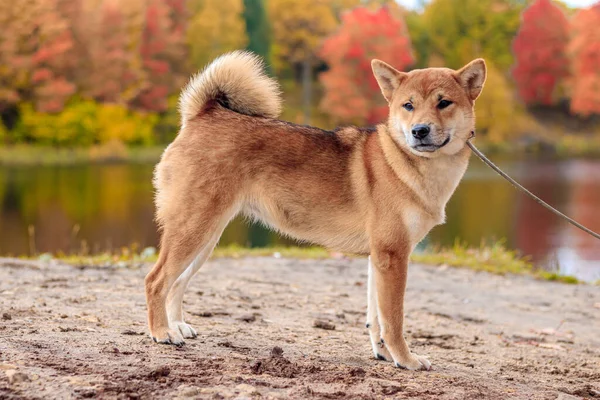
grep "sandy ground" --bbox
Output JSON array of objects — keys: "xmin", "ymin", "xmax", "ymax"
[{"xmin": 0, "ymin": 256, "xmax": 599, "ymax": 400}]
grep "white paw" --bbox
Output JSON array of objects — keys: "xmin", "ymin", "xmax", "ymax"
[
  {"xmin": 394, "ymin": 353, "xmax": 431, "ymax": 371},
  {"xmin": 151, "ymin": 327, "xmax": 185, "ymax": 346},
  {"xmin": 172, "ymin": 321, "xmax": 198, "ymax": 339}
]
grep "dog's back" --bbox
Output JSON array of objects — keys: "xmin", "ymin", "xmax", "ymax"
[{"xmin": 154, "ymin": 51, "xmax": 374, "ymax": 253}]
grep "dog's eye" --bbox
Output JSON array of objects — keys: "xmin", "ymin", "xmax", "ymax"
[
  {"xmin": 437, "ymin": 100, "xmax": 452, "ymax": 110},
  {"xmin": 403, "ymin": 103, "xmax": 414, "ymax": 112}
]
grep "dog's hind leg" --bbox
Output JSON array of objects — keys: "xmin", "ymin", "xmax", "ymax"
[
  {"xmin": 366, "ymin": 256, "xmax": 393, "ymax": 361},
  {"xmin": 145, "ymin": 202, "xmax": 238, "ymax": 345},
  {"xmin": 165, "ymin": 254, "xmax": 205, "ymax": 339}
]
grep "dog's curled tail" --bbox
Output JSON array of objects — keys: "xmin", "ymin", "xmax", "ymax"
[{"xmin": 179, "ymin": 51, "xmax": 282, "ymax": 124}]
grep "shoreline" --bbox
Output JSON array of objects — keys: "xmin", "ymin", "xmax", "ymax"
[
  {"xmin": 1, "ymin": 141, "xmax": 600, "ymax": 167},
  {"xmin": 22, "ymin": 242, "xmax": 588, "ymax": 284}
]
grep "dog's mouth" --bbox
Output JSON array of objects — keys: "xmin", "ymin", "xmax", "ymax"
[{"xmin": 412, "ymin": 136, "xmax": 450, "ymax": 153}]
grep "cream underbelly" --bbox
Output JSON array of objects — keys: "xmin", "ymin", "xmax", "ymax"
[{"xmin": 241, "ymin": 201, "xmax": 370, "ymax": 254}]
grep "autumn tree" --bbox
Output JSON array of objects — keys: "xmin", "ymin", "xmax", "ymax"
[
  {"xmin": 319, "ymin": 6, "xmax": 414, "ymax": 125},
  {"xmin": 512, "ymin": 0, "xmax": 569, "ymax": 106},
  {"xmin": 162, "ymin": 0, "xmax": 188, "ymax": 84},
  {"xmin": 569, "ymin": 4, "xmax": 600, "ymax": 117},
  {"xmin": 0, "ymin": 0, "xmax": 76, "ymax": 118},
  {"xmin": 187, "ymin": 0, "xmax": 247, "ymax": 70},
  {"xmin": 86, "ymin": 1, "xmax": 130, "ymax": 104},
  {"xmin": 421, "ymin": 0, "xmax": 524, "ymax": 70},
  {"xmin": 131, "ymin": 0, "xmax": 188, "ymax": 112},
  {"xmin": 268, "ymin": 0, "xmax": 337, "ymax": 123}
]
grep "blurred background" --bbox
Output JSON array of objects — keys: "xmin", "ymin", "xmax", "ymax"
[{"xmin": 0, "ymin": 0, "xmax": 599, "ymax": 281}]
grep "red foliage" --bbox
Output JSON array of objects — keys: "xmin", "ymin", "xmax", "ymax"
[
  {"xmin": 31, "ymin": 2, "xmax": 77, "ymax": 112},
  {"xmin": 512, "ymin": 0, "xmax": 569, "ymax": 106},
  {"xmin": 131, "ymin": 0, "xmax": 187, "ymax": 112},
  {"xmin": 319, "ymin": 7, "xmax": 414, "ymax": 125},
  {"xmin": 569, "ymin": 4, "xmax": 600, "ymax": 117},
  {"xmin": 87, "ymin": 1, "xmax": 129, "ymax": 104}
]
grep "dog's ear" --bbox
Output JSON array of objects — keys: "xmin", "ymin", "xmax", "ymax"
[
  {"xmin": 457, "ymin": 59, "xmax": 486, "ymax": 101},
  {"xmin": 371, "ymin": 60, "xmax": 407, "ymax": 103}
]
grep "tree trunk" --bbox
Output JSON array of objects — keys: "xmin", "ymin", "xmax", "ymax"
[{"xmin": 302, "ymin": 57, "xmax": 312, "ymax": 125}]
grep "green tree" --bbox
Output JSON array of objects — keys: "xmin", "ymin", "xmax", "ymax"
[
  {"xmin": 243, "ymin": 0, "xmax": 272, "ymax": 71},
  {"xmin": 405, "ymin": 10, "xmax": 430, "ymax": 68}
]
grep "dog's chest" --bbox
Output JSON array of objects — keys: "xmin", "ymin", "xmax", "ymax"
[{"xmin": 402, "ymin": 206, "xmax": 442, "ymax": 246}]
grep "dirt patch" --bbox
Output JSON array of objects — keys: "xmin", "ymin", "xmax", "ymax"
[
  {"xmin": 0, "ymin": 257, "xmax": 599, "ymax": 399},
  {"xmin": 250, "ymin": 346, "xmax": 300, "ymax": 378}
]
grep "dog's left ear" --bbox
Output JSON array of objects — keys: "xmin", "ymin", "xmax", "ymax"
[
  {"xmin": 456, "ymin": 59, "xmax": 486, "ymax": 101},
  {"xmin": 372, "ymin": 59, "xmax": 407, "ymax": 103}
]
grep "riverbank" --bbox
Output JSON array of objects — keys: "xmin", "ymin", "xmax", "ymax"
[
  {"xmin": 1, "ymin": 256, "xmax": 598, "ymax": 399},
  {"xmin": 51, "ymin": 242, "xmax": 585, "ymax": 284},
  {"xmin": 2, "ymin": 136, "xmax": 600, "ymax": 166},
  {"xmin": 0, "ymin": 144, "xmax": 165, "ymax": 166}
]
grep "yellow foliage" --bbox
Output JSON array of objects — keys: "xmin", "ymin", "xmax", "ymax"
[
  {"xmin": 421, "ymin": 0, "xmax": 523, "ymax": 71},
  {"xmin": 95, "ymin": 105, "xmax": 155, "ymax": 144},
  {"xmin": 0, "ymin": 122, "xmax": 7, "ymax": 142},
  {"xmin": 268, "ymin": 0, "xmax": 337, "ymax": 70},
  {"xmin": 187, "ymin": 0, "xmax": 248, "ymax": 69},
  {"xmin": 15, "ymin": 100, "xmax": 158, "ymax": 146}
]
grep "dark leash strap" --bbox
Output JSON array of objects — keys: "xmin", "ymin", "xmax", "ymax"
[{"xmin": 467, "ymin": 131, "xmax": 600, "ymax": 241}]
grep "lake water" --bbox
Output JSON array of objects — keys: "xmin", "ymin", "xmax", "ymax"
[{"xmin": 0, "ymin": 156, "xmax": 599, "ymax": 281}]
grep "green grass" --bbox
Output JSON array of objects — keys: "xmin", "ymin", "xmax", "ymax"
[{"xmin": 30, "ymin": 241, "xmax": 581, "ymax": 284}]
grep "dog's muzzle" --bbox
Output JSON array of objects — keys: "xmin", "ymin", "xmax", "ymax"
[{"xmin": 412, "ymin": 136, "xmax": 450, "ymax": 152}]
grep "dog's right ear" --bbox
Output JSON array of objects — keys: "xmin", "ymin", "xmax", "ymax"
[{"xmin": 371, "ymin": 60, "xmax": 407, "ymax": 103}]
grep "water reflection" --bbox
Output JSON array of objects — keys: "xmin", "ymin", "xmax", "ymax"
[{"xmin": 0, "ymin": 158, "xmax": 598, "ymax": 281}]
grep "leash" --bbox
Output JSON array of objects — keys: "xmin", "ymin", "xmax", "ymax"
[{"xmin": 466, "ymin": 136, "xmax": 600, "ymax": 241}]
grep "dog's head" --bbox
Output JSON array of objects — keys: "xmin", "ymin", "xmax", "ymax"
[{"xmin": 372, "ymin": 59, "xmax": 486, "ymax": 158}]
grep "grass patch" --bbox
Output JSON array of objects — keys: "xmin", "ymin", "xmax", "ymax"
[
  {"xmin": 30, "ymin": 241, "xmax": 580, "ymax": 284},
  {"xmin": 412, "ymin": 240, "xmax": 580, "ymax": 284},
  {"xmin": 212, "ymin": 244, "xmax": 330, "ymax": 259},
  {"xmin": 411, "ymin": 240, "xmax": 533, "ymax": 276},
  {"xmin": 36, "ymin": 244, "xmax": 331, "ymax": 268}
]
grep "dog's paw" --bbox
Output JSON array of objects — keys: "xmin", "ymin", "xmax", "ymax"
[
  {"xmin": 172, "ymin": 321, "xmax": 198, "ymax": 339},
  {"xmin": 371, "ymin": 338, "xmax": 393, "ymax": 362},
  {"xmin": 151, "ymin": 327, "xmax": 185, "ymax": 346},
  {"xmin": 394, "ymin": 353, "xmax": 431, "ymax": 371}
]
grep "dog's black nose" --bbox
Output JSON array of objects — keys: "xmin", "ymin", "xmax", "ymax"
[{"xmin": 411, "ymin": 124, "xmax": 430, "ymax": 139}]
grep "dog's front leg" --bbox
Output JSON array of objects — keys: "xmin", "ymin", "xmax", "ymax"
[
  {"xmin": 366, "ymin": 256, "xmax": 392, "ymax": 361},
  {"xmin": 370, "ymin": 247, "xmax": 431, "ymax": 370}
]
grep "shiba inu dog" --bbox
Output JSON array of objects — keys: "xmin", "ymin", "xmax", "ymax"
[{"xmin": 145, "ymin": 51, "xmax": 486, "ymax": 370}]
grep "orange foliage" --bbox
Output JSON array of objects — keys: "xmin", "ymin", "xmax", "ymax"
[{"xmin": 569, "ymin": 4, "xmax": 600, "ymax": 117}]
